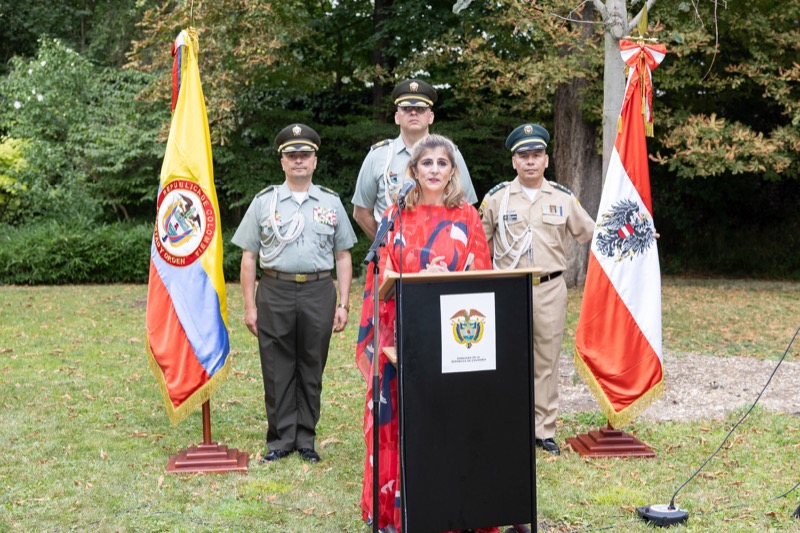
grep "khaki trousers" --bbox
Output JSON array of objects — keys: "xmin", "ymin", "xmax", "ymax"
[{"xmin": 532, "ymin": 276, "xmax": 567, "ymax": 439}]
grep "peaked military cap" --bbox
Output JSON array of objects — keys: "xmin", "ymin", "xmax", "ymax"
[
  {"xmin": 505, "ymin": 123, "xmax": 550, "ymax": 153},
  {"xmin": 275, "ymin": 124, "xmax": 321, "ymax": 153},
  {"xmin": 391, "ymin": 79, "xmax": 437, "ymax": 108}
]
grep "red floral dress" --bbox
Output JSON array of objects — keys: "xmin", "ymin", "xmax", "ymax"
[{"xmin": 355, "ymin": 202, "xmax": 496, "ymax": 532}]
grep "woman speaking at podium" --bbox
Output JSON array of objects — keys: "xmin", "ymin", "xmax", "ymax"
[{"xmin": 355, "ymin": 134, "xmax": 495, "ymax": 532}]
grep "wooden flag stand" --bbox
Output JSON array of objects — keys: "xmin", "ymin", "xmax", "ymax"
[
  {"xmin": 166, "ymin": 401, "xmax": 249, "ymax": 474},
  {"xmin": 566, "ymin": 422, "xmax": 655, "ymax": 458}
]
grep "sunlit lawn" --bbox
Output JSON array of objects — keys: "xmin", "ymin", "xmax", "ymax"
[{"xmin": 0, "ymin": 277, "xmax": 798, "ymax": 532}]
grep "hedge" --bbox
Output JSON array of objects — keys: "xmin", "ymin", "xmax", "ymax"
[{"xmin": 0, "ymin": 221, "xmax": 369, "ymax": 285}]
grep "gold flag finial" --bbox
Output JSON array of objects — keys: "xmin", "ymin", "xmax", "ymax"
[{"xmin": 637, "ymin": 4, "xmax": 648, "ymax": 38}]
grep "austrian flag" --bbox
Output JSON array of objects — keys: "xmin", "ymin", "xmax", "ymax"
[{"xmin": 574, "ymin": 40, "xmax": 667, "ymax": 427}]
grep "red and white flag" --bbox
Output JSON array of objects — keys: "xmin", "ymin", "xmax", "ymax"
[{"xmin": 574, "ymin": 40, "xmax": 667, "ymax": 427}]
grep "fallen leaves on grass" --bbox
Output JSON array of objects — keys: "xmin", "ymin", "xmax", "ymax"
[{"xmin": 318, "ymin": 436, "xmax": 342, "ymax": 449}]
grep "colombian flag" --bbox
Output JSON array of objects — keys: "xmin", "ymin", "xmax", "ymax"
[
  {"xmin": 146, "ymin": 29, "xmax": 230, "ymax": 425},
  {"xmin": 574, "ymin": 40, "xmax": 667, "ymax": 427}
]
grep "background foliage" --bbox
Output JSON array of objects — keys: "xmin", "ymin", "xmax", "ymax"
[{"xmin": 0, "ymin": 0, "xmax": 798, "ymax": 282}]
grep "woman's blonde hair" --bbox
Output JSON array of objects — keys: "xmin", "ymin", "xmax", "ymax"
[{"xmin": 396, "ymin": 134, "xmax": 465, "ymax": 209}]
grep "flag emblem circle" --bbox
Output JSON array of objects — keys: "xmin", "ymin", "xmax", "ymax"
[{"xmin": 154, "ymin": 179, "xmax": 217, "ymax": 267}]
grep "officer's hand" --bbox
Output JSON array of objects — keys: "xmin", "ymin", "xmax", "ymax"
[
  {"xmin": 244, "ymin": 308, "xmax": 258, "ymax": 337},
  {"xmin": 333, "ymin": 308, "xmax": 348, "ymax": 332}
]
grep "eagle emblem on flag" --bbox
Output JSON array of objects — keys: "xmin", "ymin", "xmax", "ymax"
[{"xmin": 595, "ymin": 198, "xmax": 656, "ymax": 262}]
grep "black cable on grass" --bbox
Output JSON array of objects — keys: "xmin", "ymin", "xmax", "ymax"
[
  {"xmin": 561, "ymin": 326, "xmax": 800, "ymax": 532},
  {"xmin": 668, "ymin": 325, "xmax": 800, "ymax": 510}
]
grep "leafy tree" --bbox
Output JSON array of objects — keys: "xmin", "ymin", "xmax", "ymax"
[
  {"xmin": 0, "ymin": 38, "xmax": 164, "ymax": 224},
  {"xmin": 0, "ymin": 0, "xmax": 161, "ymax": 71},
  {"xmin": 0, "ymin": 137, "xmax": 27, "ymax": 219},
  {"xmin": 128, "ymin": 0, "xmax": 317, "ymax": 145},
  {"xmin": 651, "ymin": 0, "xmax": 800, "ymax": 181}
]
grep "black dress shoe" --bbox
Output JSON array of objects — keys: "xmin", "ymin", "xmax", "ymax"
[
  {"xmin": 260, "ymin": 449, "xmax": 292, "ymax": 463},
  {"xmin": 297, "ymin": 448, "xmax": 320, "ymax": 463},
  {"xmin": 535, "ymin": 438, "xmax": 561, "ymax": 455}
]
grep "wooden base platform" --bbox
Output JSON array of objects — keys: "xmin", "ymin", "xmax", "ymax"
[
  {"xmin": 166, "ymin": 442, "xmax": 249, "ymax": 474},
  {"xmin": 566, "ymin": 426, "xmax": 655, "ymax": 458}
]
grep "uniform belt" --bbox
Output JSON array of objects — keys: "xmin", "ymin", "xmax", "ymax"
[
  {"xmin": 532, "ymin": 271, "xmax": 562, "ymax": 286},
  {"xmin": 262, "ymin": 269, "xmax": 331, "ymax": 283}
]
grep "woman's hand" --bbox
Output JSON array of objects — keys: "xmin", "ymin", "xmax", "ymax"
[{"xmin": 424, "ymin": 255, "xmax": 448, "ymax": 273}]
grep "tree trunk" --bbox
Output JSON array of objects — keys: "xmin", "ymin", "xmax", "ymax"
[
  {"xmin": 554, "ymin": 79, "xmax": 602, "ymax": 288},
  {"xmin": 371, "ymin": 0, "xmax": 394, "ymax": 121},
  {"xmin": 596, "ymin": 0, "xmax": 657, "ymax": 178},
  {"xmin": 601, "ymin": 2, "xmax": 628, "ymax": 179},
  {"xmin": 553, "ymin": 4, "xmax": 603, "ymax": 288}
]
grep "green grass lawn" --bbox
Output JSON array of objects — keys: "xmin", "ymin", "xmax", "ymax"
[{"xmin": 0, "ymin": 277, "xmax": 798, "ymax": 532}]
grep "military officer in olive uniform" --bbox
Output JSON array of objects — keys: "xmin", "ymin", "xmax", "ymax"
[
  {"xmin": 480, "ymin": 124, "xmax": 595, "ymax": 455},
  {"xmin": 232, "ymin": 124, "xmax": 357, "ymax": 463},
  {"xmin": 352, "ymin": 78, "xmax": 478, "ymax": 240}
]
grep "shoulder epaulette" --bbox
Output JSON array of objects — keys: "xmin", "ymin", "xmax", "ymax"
[
  {"xmin": 317, "ymin": 185, "xmax": 339, "ymax": 197},
  {"xmin": 486, "ymin": 182, "xmax": 509, "ymax": 197},
  {"xmin": 549, "ymin": 180, "xmax": 575, "ymax": 196},
  {"xmin": 370, "ymin": 138, "xmax": 393, "ymax": 151},
  {"xmin": 255, "ymin": 185, "xmax": 276, "ymax": 198}
]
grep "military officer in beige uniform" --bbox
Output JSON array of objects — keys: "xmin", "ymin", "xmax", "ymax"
[
  {"xmin": 233, "ymin": 124, "xmax": 357, "ymax": 464},
  {"xmin": 480, "ymin": 123, "xmax": 594, "ymax": 455}
]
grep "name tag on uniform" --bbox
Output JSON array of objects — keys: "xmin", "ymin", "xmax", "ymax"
[
  {"xmin": 503, "ymin": 213, "xmax": 518, "ymax": 222},
  {"xmin": 543, "ymin": 205, "xmax": 563, "ymax": 216},
  {"xmin": 313, "ymin": 206, "xmax": 337, "ymax": 226}
]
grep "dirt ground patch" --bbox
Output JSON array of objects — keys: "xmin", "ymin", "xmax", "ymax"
[{"xmin": 559, "ymin": 351, "xmax": 800, "ymax": 421}]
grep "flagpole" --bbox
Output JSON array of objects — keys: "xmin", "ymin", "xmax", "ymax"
[
  {"xmin": 202, "ymin": 400, "xmax": 212, "ymax": 445},
  {"xmin": 166, "ymin": 398, "xmax": 249, "ymax": 474}
]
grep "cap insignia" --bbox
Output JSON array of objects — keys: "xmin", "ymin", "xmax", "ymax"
[
  {"xmin": 410, "ymin": 82, "xmax": 419, "ymax": 92},
  {"xmin": 292, "ymin": 125, "xmax": 302, "ymax": 136},
  {"xmin": 524, "ymin": 125, "xmax": 533, "ymax": 134}
]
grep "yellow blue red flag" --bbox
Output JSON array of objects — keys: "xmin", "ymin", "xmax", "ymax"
[{"xmin": 146, "ymin": 29, "xmax": 230, "ymax": 425}]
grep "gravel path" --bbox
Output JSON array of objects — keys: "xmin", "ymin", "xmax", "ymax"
[{"xmin": 559, "ymin": 351, "xmax": 800, "ymax": 422}]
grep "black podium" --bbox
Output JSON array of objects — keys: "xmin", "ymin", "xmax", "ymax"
[{"xmin": 379, "ymin": 269, "xmax": 541, "ymax": 532}]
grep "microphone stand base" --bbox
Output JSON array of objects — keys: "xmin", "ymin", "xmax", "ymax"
[{"xmin": 636, "ymin": 504, "xmax": 689, "ymax": 527}]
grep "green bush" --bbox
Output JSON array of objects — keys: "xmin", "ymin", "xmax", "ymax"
[
  {"xmin": 0, "ymin": 222, "xmax": 247, "ymax": 285},
  {"xmin": 0, "ymin": 221, "xmax": 150, "ymax": 284}
]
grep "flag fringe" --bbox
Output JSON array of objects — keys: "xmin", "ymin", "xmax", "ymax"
[
  {"xmin": 145, "ymin": 341, "xmax": 231, "ymax": 426},
  {"xmin": 573, "ymin": 348, "xmax": 664, "ymax": 428}
]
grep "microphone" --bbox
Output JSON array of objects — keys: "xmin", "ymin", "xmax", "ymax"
[{"xmin": 396, "ymin": 178, "xmax": 417, "ymax": 207}]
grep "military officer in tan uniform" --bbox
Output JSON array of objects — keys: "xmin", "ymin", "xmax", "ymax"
[
  {"xmin": 480, "ymin": 123, "xmax": 595, "ymax": 455},
  {"xmin": 232, "ymin": 124, "xmax": 357, "ymax": 464}
]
